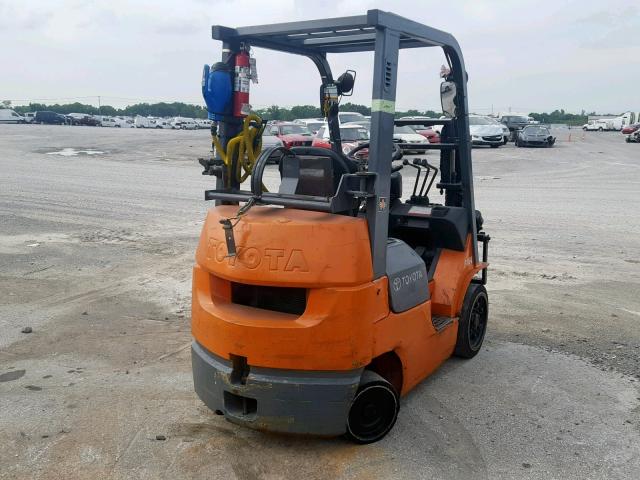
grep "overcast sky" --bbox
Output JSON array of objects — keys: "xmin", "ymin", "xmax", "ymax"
[{"xmin": 1, "ymin": 0, "xmax": 638, "ymax": 115}]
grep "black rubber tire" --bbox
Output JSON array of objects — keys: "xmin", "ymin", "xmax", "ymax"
[
  {"xmin": 345, "ymin": 370, "xmax": 399, "ymax": 444},
  {"xmin": 454, "ymin": 284, "xmax": 488, "ymax": 359}
]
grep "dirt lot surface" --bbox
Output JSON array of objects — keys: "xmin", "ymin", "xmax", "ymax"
[{"xmin": 1, "ymin": 124, "xmax": 639, "ymax": 479}]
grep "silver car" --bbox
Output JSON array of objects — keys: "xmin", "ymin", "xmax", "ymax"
[{"xmin": 469, "ymin": 115, "xmax": 504, "ymax": 148}]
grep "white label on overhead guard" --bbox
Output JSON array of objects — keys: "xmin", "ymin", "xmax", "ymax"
[{"xmin": 371, "ymin": 99, "xmax": 395, "ymax": 114}]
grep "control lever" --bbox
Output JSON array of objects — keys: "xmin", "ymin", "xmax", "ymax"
[
  {"xmin": 417, "ymin": 160, "xmax": 432, "ymax": 197},
  {"xmin": 403, "ymin": 159, "xmax": 422, "ymax": 198},
  {"xmin": 418, "ymin": 158, "xmax": 438, "ymax": 197}
]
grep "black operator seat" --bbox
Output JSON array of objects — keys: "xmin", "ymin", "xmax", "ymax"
[
  {"xmin": 389, "ymin": 203, "xmax": 469, "ymax": 252},
  {"xmin": 278, "ymin": 146, "xmax": 357, "ymax": 197}
]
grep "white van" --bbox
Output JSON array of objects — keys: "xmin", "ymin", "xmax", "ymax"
[
  {"xmin": 102, "ymin": 117, "xmax": 132, "ymax": 128},
  {"xmin": 0, "ymin": 109, "xmax": 25, "ymax": 124},
  {"xmin": 154, "ymin": 119, "xmax": 173, "ymax": 129},
  {"xmin": 171, "ymin": 117, "xmax": 197, "ymax": 130},
  {"xmin": 181, "ymin": 118, "xmax": 198, "ymax": 130},
  {"xmin": 134, "ymin": 116, "xmax": 152, "ymax": 128},
  {"xmin": 195, "ymin": 118, "xmax": 212, "ymax": 129}
]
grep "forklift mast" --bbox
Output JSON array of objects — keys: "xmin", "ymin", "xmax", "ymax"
[{"xmin": 207, "ymin": 9, "xmax": 478, "ymax": 277}]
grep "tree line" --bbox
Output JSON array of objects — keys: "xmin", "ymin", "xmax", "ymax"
[
  {"xmin": 10, "ymin": 101, "xmax": 593, "ymax": 124},
  {"xmin": 12, "ymin": 102, "xmax": 210, "ymax": 119}
]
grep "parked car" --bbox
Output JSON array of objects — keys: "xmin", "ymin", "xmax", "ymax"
[
  {"xmin": 268, "ymin": 122, "xmax": 314, "ymax": 148},
  {"xmin": 101, "ymin": 116, "xmax": 131, "ymax": 128},
  {"xmin": 312, "ymin": 124, "xmax": 369, "ymax": 155},
  {"xmin": 621, "ymin": 123, "xmax": 640, "ymax": 135},
  {"xmin": 393, "ymin": 125, "xmax": 429, "ymax": 152},
  {"xmin": 153, "ymin": 119, "xmax": 173, "ymax": 129},
  {"xmin": 294, "ymin": 118, "xmax": 325, "ymax": 134},
  {"xmin": 195, "ymin": 118, "xmax": 212, "ymax": 129},
  {"xmin": 499, "ymin": 114, "xmax": 530, "ymax": 141},
  {"xmin": 23, "ymin": 112, "xmax": 36, "ymax": 123},
  {"xmin": 34, "ymin": 111, "xmax": 66, "ymax": 125},
  {"xmin": 487, "ymin": 117, "xmax": 509, "ymax": 144},
  {"xmin": 0, "ymin": 109, "xmax": 25, "ymax": 124},
  {"xmin": 68, "ymin": 113, "xmax": 101, "ymax": 126},
  {"xmin": 338, "ymin": 111, "xmax": 366, "ymax": 124},
  {"xmin": 515, "ymin": 125, "xmax": 556, "ymax": 147},
  {"xmin": 469, "ymin": 115, "xmax": 504, "ymax": 147},
  {"xmin": 101, "ymin": 116, "xmax": 117, "ymax": 127},
  {"xmin": 180, "ymin": 119, "xmax": 198, "ymax": 130},
  {"xmin": 625, "ymin": 129, "xmax": 640, "ymax": 143},
  {"xmin": 582, "ymin": 120, "xmax": 608, "ymax": 131},
  {"xmin": 344, "ymin": 119, "xmax": 371, "ymax": 133},
  {"xmin": 399, "ymin": 121, "xmax": 441, "ymax": 144},
  {"xmin": 404, "ymin": 127, "xmax": 440, "ymax": 143},
  {"xmin": 135, "ymin": 116, "xmax": 153, "ymax": 128},
  {"xmin": 261, "ymin": 135, "xmax": 286, "ymax": 163}
]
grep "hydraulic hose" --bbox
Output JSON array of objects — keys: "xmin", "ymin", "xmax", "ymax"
[{"xmin": 211, "ymin": 114, "xmax": 266, "ymax": 188}]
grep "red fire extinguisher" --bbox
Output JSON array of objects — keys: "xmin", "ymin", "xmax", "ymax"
[{"xmin": 233, "ymin": 49, "xmax": 251, "ymax": 117}]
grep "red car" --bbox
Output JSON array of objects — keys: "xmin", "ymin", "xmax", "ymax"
[
  {"xmin": 267, "ymin": 122, "xmax": 314, "ymax": 148},
  {"xmin": 415, "ymin": 128, "xmax": 440, "ymax": 143},
  {"xmin": 405, "ymin": 124, "xmax": 440, "ymax": 143},
  {"xmin": 622, "ymin": 123, "xmax": 640, "ymax": 135},
  {"xmin": 311, "ymin": 124, "xmax": 370, "ymax": 157}
]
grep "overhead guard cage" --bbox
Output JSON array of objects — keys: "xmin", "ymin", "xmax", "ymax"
[{"xmin": 210, "ymin": 9, "xmax": 478, "ymax": 278}]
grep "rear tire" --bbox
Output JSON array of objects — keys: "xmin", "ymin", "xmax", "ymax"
[
  {"xmin": 454, "ymin": 284, "xmax": 488, "ymax": 359},
  {"xmin": 345, "ymin": 370, "xmax": 399, "ymax": 444}
]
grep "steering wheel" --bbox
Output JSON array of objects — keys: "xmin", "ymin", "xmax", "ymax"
[
  {"xmin": 250, "ymin": 146, "xmax": 292, "ymax": 196},
  {"xmin": 347, "ymin": 142, "xmax": 402, "ymax": 162}
]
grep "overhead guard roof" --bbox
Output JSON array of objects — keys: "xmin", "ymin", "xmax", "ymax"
[{"xmin": 211, "ymin": 9, "xmax": 459, "ymax": 55}]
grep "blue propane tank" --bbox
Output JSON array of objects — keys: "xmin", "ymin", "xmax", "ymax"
[{"xmin": 202, "ymin": 62, "xmax": 232, "ymax": 120}]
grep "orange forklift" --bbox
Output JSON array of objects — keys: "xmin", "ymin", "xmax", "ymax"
[{"xmin": 192, "ymin": 9, "xmax": 490, "ymax": 443}]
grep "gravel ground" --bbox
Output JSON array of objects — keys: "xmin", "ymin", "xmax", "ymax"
[{"xmin": 0, "ymin": 124, "xmax": 638, "ymax": 479}]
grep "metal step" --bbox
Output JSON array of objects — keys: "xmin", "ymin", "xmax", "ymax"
[{"xmin": 432, "ymin": 315, "xmax": 455, "ymax": 332}]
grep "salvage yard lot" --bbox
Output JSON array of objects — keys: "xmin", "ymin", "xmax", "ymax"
[{"xmin": 1, "ymin": 125, "xmax": 639, "ymax": 479}]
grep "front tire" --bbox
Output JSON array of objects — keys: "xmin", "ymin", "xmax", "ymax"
[
  {"xmin": 454, "ymin": 284, "xmax": 488, "ymax": 358},
  {"xmin": 345, "ymin": 370, "xmax": 399, "ymax": 444}
]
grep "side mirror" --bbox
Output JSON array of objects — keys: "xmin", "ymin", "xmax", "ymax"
[
  {"xmin": 440, "ymin": 81, "xmax": 457, "ymax": 118},
  {"xmin": 336, "ymin": 70, "xmax": 356, "ymax": 96}
]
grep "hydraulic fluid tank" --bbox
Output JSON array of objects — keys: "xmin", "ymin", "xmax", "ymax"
[{"xmin": 202, "ymin": 62, "xmax": 232, "ymax": 120}]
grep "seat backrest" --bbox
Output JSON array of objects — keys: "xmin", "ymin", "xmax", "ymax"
[{"xmin": 279, "ymin": 147, "xmax": 357, "ymax": 197}]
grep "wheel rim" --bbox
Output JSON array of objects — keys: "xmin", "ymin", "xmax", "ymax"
[
  {"xmin": 468, "ymin": 293, "xmax": 488, "ymax": 350},
  {"xmin": 347, "ymin": 384, "xmax": 397, "ymax": 442}
]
